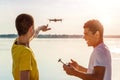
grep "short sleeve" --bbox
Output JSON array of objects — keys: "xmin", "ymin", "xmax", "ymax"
[
  {"xmin": 19, "ymin": 50, "xmax": 32, "ymax": 71},
  {"xmin": 94, "ymin": 49, "xmax": 106, "ymax": 67}
]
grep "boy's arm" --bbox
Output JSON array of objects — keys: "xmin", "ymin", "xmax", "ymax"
[
  {"xmin": 20, "ymin": 70, "xmax": 30, "ymax": 80},
  {"xmin": 77, "ymin": 64, "xmax": 87, "ymax": 72},
  {"xmin": 69, "ymin": 59, "xmax": 87, "ymax": 72},
  {"xmin": 33, "ymin": 25, "xmax": 51, "ymax": 38},
  {"xmin": 63, "ymin": 65, "xmax": 105, "ymax": 80},
  {"xmin": 75, "ymin": 66, "xmax": 105, "ymax": 80}
]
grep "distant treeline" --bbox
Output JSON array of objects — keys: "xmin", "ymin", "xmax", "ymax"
[
  {"xmin": 0, "ymin": 34, "xmax": 120, "ymax": 38},
  {"xmin": 0, "ymin": 34, "xmax": 17, "ymax": 38},
  {"xmin": 0, "ymin": 34, "xmax": 82, "ymax": 38}
]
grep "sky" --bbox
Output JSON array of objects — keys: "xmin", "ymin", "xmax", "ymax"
[{"xmin": 0, "ymin": 0, "xmax": 120, "ymax": 35}]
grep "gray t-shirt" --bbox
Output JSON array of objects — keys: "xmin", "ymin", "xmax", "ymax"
[{"xmin": 87, "ymin": 43, "xmax": 111, "ymax": 80}]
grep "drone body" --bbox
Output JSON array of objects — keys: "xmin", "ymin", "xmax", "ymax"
[{"xmin": 49, "ymin": 18, "xmax": 62, "ymax": 22}]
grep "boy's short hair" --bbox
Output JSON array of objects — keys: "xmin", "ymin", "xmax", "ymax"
[
  {"xmin": 83, "ymin": 19, "xmax": 104, "ymax": 37},
  {"xmin": 15, "ymin": 13, "xmax": 34, "ymax": 36}
]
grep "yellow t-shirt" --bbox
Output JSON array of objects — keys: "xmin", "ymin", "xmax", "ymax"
[{"xmin": 11, "ymin": 40, "xmax": 39, "ymax": 80}]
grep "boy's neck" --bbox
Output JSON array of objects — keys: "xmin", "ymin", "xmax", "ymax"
[{"xmin": 17, "ymin": 36, "xmax": 30, "ymax": 47}]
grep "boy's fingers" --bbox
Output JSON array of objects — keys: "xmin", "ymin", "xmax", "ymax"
[
  {"xmin": 46, "ymin": 24, "xmax": 48, "ymax": 27},
  {"xmin": 47, "ymin": 28, "xmax": 51, "ymax": 30},
  {"xmin": 71, "ymin": 59, "xmax": 75, "ymax": 63}
]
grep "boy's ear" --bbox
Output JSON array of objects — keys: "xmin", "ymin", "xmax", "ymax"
[
  {"xmin": 27, "ymin": 26, "xmax": 33, "ymax": 35},
  {"xmin": 29, "ymin": 26, "xmax": 33, "ymax": 32},
  {"xmin": 95, "ymin": 31, "xmax": 100, "ymax": 38}
]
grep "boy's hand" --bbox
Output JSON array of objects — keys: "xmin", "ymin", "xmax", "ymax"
[
  {"xmin": 33, "ymin": 24, "xmax": 51, "ymax": 38},
  {"xmin": 69, "ymin": 59, "xmax": 79, "ymax": 70},
  {"xmin": 63, "ymin": 64, "xmax": 75, "ymax": 76},
  {"xmin": 39, "ymin": 24, "xmax": 51, "ymax": 32}
]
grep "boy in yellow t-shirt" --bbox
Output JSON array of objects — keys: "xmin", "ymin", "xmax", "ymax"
[{"xmin": 11, "ymin": 13, "xmax": 51, "ymax": 80}]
